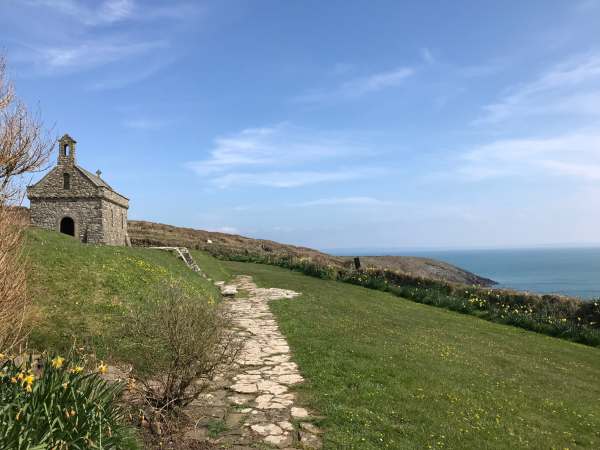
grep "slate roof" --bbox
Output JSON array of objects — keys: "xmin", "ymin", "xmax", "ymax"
[{"xmin": 75, "ymin": 165, "xmax": 114, "ymax": 190}]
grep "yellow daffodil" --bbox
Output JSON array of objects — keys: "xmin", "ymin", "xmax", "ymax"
[
  {"xmin": 97, "ymin": 361, "xmax": 108, "ymax": 374},
  {"xmin": 70, "ymin": 365, "xmax": 84, "ymax": 374},
  {"xmin": 51, "ymin": 356, "xmax": 65, "ymax": 369}
]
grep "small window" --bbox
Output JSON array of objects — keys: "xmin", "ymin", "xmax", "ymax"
[
  {"xmin": 65, "ymin": 144, "xmax": 70, "ymax": 156},
  {"xmin": 63, "ymin": 173, "xmax": 70, "ymax": 189}
]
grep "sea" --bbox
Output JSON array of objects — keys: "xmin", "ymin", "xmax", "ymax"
[{"xmin": 329, "ymin": 247, "xmax": 600, "ymax": 301}]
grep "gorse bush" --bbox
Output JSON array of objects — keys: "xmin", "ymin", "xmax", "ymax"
[
  {"xmin": 0, "ymin": 354, "xmax": 138, "ymax": 450},
  {"xmin": 202, "ymin": 244, "xmax": 600, "ymax": 347}
]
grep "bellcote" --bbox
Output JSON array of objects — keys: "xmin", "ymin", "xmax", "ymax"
[{"xmin": 58, "ymin": 134, "xmax": 76, "ymax": 165}]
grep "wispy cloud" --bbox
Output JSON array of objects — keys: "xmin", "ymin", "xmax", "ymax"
[
  {"xmin": 23, "ymin": 0, "xmax": 199, "ymax": 26},
  {"xmin": 32, "ymin": 39, "xmax": 168, "ymax": 73},
  {"xmin": 88, "ymin": 56, "xmax": 175, "ymax": 90},
  {"xmin": 293, "ymin": 197, "xmax": 391, "ymax": 207},
  {"xmin": 187, "ymin": 124, "xmax": 386, "ymax": 188},
  {"xmin": 420, "ymin": 48, "xmax": 435, "ymax": 65},
  {"xmin": 188, "ymin": 123, "xmax": 365, "ymax": 174},
  {"xmin": 122, "ymin": 117, "xmax": 169, "ymax": 130},
  {"xmin": 23, "ymin": 0, "xmax": 135, "ymax": 25},
  {"xmin": 475, "ymin": 53, "xmax": 600, "ymax": 124},
  {"xmin": 210, "ymin": 169, "xmax": 382, "ymax": 189},
  {"xmin": 294, "ymin": 66, "xmax": 414, "ymax": 104},
  {"xmin": 210, "ymin": 226, "xmax": 240, "ymax": 234},
  {"xmin": 456, "ymin": 130, "xmax": 600, "ymax": 182},
  {"xmin": 6, "ymin": 0, "xmax": 198, "ymax": 81}
]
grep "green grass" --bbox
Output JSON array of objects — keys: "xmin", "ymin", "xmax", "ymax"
[
  {"xmin": 24, "ymin": 234, "xmax": 600, "ymax": 449},
  {"xmin": 25, "ymin": 229, "xmax": 219, "ymax": 369},
  {"xmin": 191, "ymin": 249, "xmax": 231, "ymax": 282},
  {"xmin": 211, "ymin": 258, "xmax": 600, "ymax": 450}
]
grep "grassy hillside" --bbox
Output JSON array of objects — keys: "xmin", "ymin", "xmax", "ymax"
[
  {"xmin": 25, "ymin": 228, "xmax": 218, "ymax": 368},
  {"xmin": 24, "ymin": 233, "xmax": 600, "ymax": 448},
  {"xmin": 194, "ymin": 253, "xmax": 600, "ymax": 450},
  {"xmin": 129, "ymin": 220, "xmax": 494, "ymax": 286}
]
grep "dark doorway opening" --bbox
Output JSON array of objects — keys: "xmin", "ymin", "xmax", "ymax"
[{"xmin": 60, "ymin": 217, "xmax": 75, "ymax": 236}]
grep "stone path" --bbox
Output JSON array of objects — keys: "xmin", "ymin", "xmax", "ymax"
[{"xmin": 183, "ymin": 275, "xmax": 322, "ymax": 449}]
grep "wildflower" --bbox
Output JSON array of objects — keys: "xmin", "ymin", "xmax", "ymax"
[
  {"xmin": 51, "ymin": 356, "xmax": 65, "ymax": 369},
  {"xmin": 70, "ymin": 365, "xmax": 84, "ymax": 374},
  {"xmin": 23, "ymin": 373, "xmax": 35, "ymax": 391},
  {"xmin": 97, "ymin": 361, "xmax": 108, "ymax": 374}
]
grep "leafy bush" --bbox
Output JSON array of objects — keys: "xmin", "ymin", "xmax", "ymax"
[
  {"xmin": 0, "ymin": 354, "xmax": 139, "ymax": 450},
  {"xmin": 127, "ymin": 281, "xmax": 241, "ymax": 411}
]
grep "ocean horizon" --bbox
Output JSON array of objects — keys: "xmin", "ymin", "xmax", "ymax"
[{"xmin": 327, "ymin": 246, "xmax": 600, "ymax": 300}]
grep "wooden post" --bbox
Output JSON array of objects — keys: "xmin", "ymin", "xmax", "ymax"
[{"xmin": 354, "ymin": 257, "xmax": 361, "ymax": 270}]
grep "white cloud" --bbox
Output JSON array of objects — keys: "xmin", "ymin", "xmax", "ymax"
[
  {"xmin": 24, "ymin": 0, "xmax": 135, "ymax": 25},
  {"xmin": 34, "ymin": 40, "xmax": 167, "ymax": 73},
  {"xmin": 294, "ymin": 66, "xmax": 414, "ymax": 104},
  {"xmin": 211, "ymin": 168, "xmax": 382, "ymax": 189},
  {"xmin": 7, "ymin": 0, "xmax": 198, "ymax": 79},
  {"xmin": 187, "ymin": 123, "xmax": 382, "ymax": 188},
  {"xmin": 210, "ymin": 226, "xmax": 240, "ymax": 235},
  {"xmin": 476, "ymin": 53, "xmax": 600, "ymax": 124},
  {"xmin": 456, "ymin": 130, "xmax": 600, "ymax": 182},
  {"xmin": 88, "ymin": 56, "xmax": 175, "ymax": 90},
  {"xmin": 294, "ymin": 197, "xmax": 391, "ymax": 207},
  {"xmin": 23, "ymin": 0, "xmax": 199, "ymax": 26},
  {"xmin": 122, "ymin": 118, "xmax": 168, "ymax": 130},
  {"xmin": 420, "ymin": 48, "xmax": 435, "ymax": 65}
]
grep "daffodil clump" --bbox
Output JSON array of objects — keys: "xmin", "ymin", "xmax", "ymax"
[{"xmin": 0, "ymin": 354, "xmax": 139, "ymax": 449}]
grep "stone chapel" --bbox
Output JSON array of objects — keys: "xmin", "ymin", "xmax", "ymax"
[{"xmin": 27, "ymin": 134, "xmax": 130, "ymax": 245}]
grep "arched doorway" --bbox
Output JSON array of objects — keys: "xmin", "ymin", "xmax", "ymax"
[{"xmin": 59, "ymin": 217, "xmax": 75, "ymax": 237}]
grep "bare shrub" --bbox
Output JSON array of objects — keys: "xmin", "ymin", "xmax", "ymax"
[
  {"xmin": 128, "ymin": 281, "xmax": 241, "ymax": 412},
  {"xmin": 0, "ymin": 206, "xmax": 27, "ymax": 352},
  {"xmin": 0, "ymin": 56, "xmax": 53, "ymax": 205},
  {"xmin": 0, "ymin": 54, "xmax": 52, "ymax": 353}
]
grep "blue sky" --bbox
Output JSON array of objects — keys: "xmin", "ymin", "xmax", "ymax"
[{"xmin": 4, "ymin": 0, "xmax": 600, "ymax": 250}]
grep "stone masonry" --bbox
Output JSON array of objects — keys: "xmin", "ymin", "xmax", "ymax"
[{"xmin": 27, "ymin": 134, "xmax": 129, "ymax": 245}]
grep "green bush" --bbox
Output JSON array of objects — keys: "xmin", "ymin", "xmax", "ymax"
[{"xmin": 0, "ymin": 354, "xmax": 139, "ymax": 450}]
